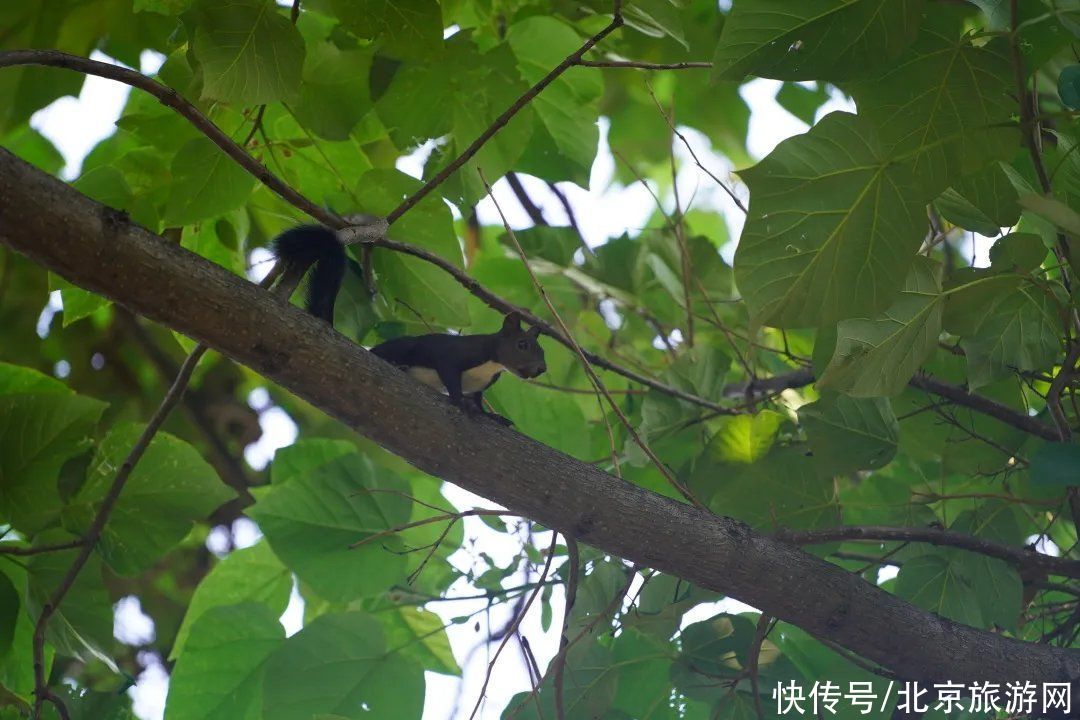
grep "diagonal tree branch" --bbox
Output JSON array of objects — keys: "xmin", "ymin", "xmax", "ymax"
[
  {"xmin": 3, "ymin": 148, "xmax": 1079, "ymax": 688},
  {"xmin": 778, "ymin": 525, "xmax": 1080, "ymax": 579}
]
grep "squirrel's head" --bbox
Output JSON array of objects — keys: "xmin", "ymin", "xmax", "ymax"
[{"xmin": 495, "ymin": 312, "xmax": 546, "ymax": 379}]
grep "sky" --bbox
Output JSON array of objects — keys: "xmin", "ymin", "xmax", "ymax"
[{"xmin": 23, "ymin": 45, "xmax": 955, "ymax": 720}]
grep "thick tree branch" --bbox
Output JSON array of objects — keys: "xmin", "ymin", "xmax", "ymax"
[
  {"xmin": 908, "ymin": 373, "xmax": 1061, "ymax": 442},
  {"xmin": 3, "ymin": 149, "xmax": 1079, "ymax": 687},
  {"xmin": 779, "ymin": 525, "xmax": 1080, "ymax": 579}
]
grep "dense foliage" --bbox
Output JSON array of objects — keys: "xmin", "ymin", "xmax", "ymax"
[{"xmin": 1, "ymin": 0, "xmax": 1080, "ymax": 718}]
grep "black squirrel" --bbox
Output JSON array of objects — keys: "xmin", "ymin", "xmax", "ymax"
[{"xmin": 272, "ymin": 226, "xmax": 547, "ymax": 424}]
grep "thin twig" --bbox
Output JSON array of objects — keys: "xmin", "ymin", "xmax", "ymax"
[
  {"xmin": 467, "ymin": 533, "xmax": 560, "ymax": 720},
  {"xmin": 642, "ymin": 79, "xmax": 747, "ymax": 215},
  {"xmin": 778, "ymin": 525, "xmax": 1080, "ymax": 578},
  {"xmin": 385, "ymin": 2, "xmax": 625, "ymax": 225},
  {"xmin": 0, "ymin": 540, "xmax": 84, "ymax": 557},
  {"xmin": 575, "ymin": 59, "xmax": 712, "ymax": 70},
  {"xmin": 554, "ymin": 539, "xmax": 580, "ymax": 720},
  {"xmin": 348, "ymin": 508, "xmax": 511, "ymax": 549},
  {"xmin": 31, "ymin": 344, "xmax": 207, "ymax": 718}
]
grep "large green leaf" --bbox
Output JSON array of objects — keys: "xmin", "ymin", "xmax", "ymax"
[
  {"xmin": 799, "ymin": 394, "xmax": 898, "ymax": 474},
  {"xmin": 935, "ymin": 163, "xmax": 1021, "ymax": 236},
  {"xmin": 49, "ymin": 274, "xmax": 109, "ymax": 328},
  {"xmin": 959, "ymin": 281, "xmax": 1061, "ymax": 388},
  {"xmin": 164, "ymin": 137, "xmax": 257, "ymax": 226},
  {"xmin": 895, "ymin": 552, "xmax": 981, "ymax": 627},
  {"xmin": 165, "ymin": 603, "xmax": 284, "ymax": 720},
  {"xmin": 818, "ymin": 257, "xmax": 943, "ymax": 397},
  {"xmin": 192, "ymin": 0, "xmax": 305, "ymax": 104},
  {"xmin": 26, "ymin": 533, "xmax": 114, "ymax": 668},
  {"xmin": 248, "ymin": 453, "xmax": 412, "ymax": 601},
  {"xmin": 734, "ymin": 112, "xmax": 925, "ymax": 328},
  {"xmin": 262, "ymin": 612, "xmax": 424, "ymax": 720},
  {"xmin": 850, "ymin": 8, "xmax": 1016, "ymax": 193},
  {"xmin": 171, "ymin": 541, "xmax": 292, "ymax": 659},
  {"xmin": 357, "ymin": 169, "xmax": 471, "ymax": 328},
  {"xmin": 707, "ymin": 411, "xmax": 784, "ymax": 465},
  {"xmin": 65, "ymin": 423, "xmax": 234, "ymax": 576},
  {"xmin": 293, "ymin": 42, "xmax": 374, "ymax": 141},
  {"xmin": 374, "ymin": 607, "xmax": 460, "ymax": 676},
  {"xmin": 702, "ymin": 449, "xmax": 839, "ymax": 531},
  {"xmin": 329, "ymin": 0, "xmax": 442, "ymax": 61},
  {"xmin": 0, "ymin": 362, "xmax": 69, "ymax": 395},
  {"xmin": 0, "ymin": 573, "xmax": 18, "ymax": 657},
  {"xmin": 1030, "ymin": 443, "xmax": 1080, "ymax": 488},
  {"xmin": 508, "ymin": 17, "xmax": 603, "ymax": 186},
  {"xmin": 712, "ymin": 0, "xmax": 923, "ymax": 81},
  {"xmin": 0, "ymin": 393, "xmax": 106, "ymax": 532}
]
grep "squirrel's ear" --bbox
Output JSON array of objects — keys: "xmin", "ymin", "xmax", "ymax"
[{"xmin": 501, "ymin": 312, "xmax": 523, "ymax": 333}]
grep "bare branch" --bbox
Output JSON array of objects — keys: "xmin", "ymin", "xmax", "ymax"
[{"xmin": 778, "ymin": 525, "xmax": 1080, "ymax": 578}]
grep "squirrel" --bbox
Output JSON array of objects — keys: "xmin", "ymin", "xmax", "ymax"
[{"xmin": 272, "ymin": 225, "xmax": 547, "ymax": 425}]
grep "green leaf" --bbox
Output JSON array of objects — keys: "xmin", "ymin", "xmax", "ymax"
[
  {"xmin": 734, "ymin": 112, "xmax": 925, "ymax": 328},
  {"xmin": 65, "ymin": 423, "xmax": 233, "ymax": 575},
  {"xmin": 959, "ymin": 281, "xmax": 1060, "ymax": 388},
  {"xmin": 818, "ymin": 257, "xmax": 943, "ymax": 397},
  {"xmin": 508, "ymin": 17, "xmax": 602, "ymax": 186},
  {"xmin": 180, "ymin": 214, "xmax": 247, "ymax": 277},
  {"xmin": 329, "ymin": 0, "xmax": 442, "ymax": 61},
  {"xmin": 800, "ymin": 394, "xmax": 899, "ymax": 474},
  {"xmin": 1019, "ymin": 193, "xmax": 1080, "ymax": 236},
  {"xmin": 26, "ymin": 533, "xmax": 115, "ymax": 668},
  {"xmin": 935, "ymin": 163, "xmax": 1021, "ymax": 236},
  {"xmin": 1059, "ymin": 64, "xmax": 1080, "ymax": 109},
  {"xmin": 895, "ymin": 553, "xmax": 981, "ymax": 626},
  {"xmin": 624, "ymin": 0, "xmax": 687, "ymax": 48},
  {"xmin": 850, "ymin": 10, "xmax": 1016, "ymax": 192},
  {"xmin": 262, "ymin": 612, "xmax": 424, "ymax": 720},
  {"xmin": 775, "ymin": 82, "xmax": 829, "ymax": 125},
  {"xmin": 707, "ymin": 411, "xmax": 784, "ymax": 465},
  {"xmin": 0, "ymin": 393, "xmax": 106, "ymax": 532},
  {"xmin": 48, "ymin": 274, "xmax": 109, "ymax": 327},
  {"xmin": 164, "ymin": 137, "xmax": 257, "ymax": 226},
  {"xmin": 2, "ymin": 126, "xmax": 65, "ymax": 175},
  {"xmin": 949, "ymin": 510, "xmax": 1022, "ymax": 631},
  {"xmin": 357, "ymin": 169, "xmax": 470, "ymax": 327},
  {"xmin": 134, "ymin": 0, "xmax": 193, "ymax": 14},
  {"xmin": 988, "ymin": 233, "xmax": 1047, "ymax": 274},
  {"xmin": 489, "ymin": 381, "xmax": 592, "ymax": 460},
  {"xmin": 248, "ymin": 453, "xmax": 412, "ymax": 601},
  {"xmin": 711, "ymin": 0, "xmax": 923, "ymax": 81},
  {"xmin": 375, "ymin": 607, "xmax": 461, "ymax": 676},
  {"xmin": 498, "ymin": 226, "xmax": 580, "ymax": 267},
  {"xmin": 270, "ymin": 439, "xmax": 358, "ymax": 485},
  {"xmin": 1030, "ymin": 443, "xmax": 1080, "ymax": 488},
  {"xmin": 165, "ymin": 603, "xmax": 284, "ymax": 720},
  {"xmin": 192, "ymin": 0, "xmax": 304, "ymax": 104},
  {"xmin": 293, "ymin": 42, "xmax": 374, "ymax": 141},
  {"xmin": 171, "ymin": 541, "xmax": 292, "ymax": 660},
  {"xmin": 0, "ymin": 362, "xmax": 69, "ymax": 395},
  {"xmin": 0, "ymin": 573, "xmax": 18, "ymax": 656},
  {"xmin": 703, "ymin": 449, "xmax": 839, "ymax": 531}
]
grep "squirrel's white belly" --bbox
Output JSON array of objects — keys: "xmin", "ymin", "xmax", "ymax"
[{"xmin": 407, "ymin": 362, "xmax": 505, "ymax": 394}]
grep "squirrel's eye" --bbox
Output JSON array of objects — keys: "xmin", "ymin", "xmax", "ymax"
[{"xmin": 516, "ymin": 340, "xmax": 528, "ymax": 350}]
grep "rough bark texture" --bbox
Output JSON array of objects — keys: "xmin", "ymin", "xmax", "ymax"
[{"xmin": 2, "ymin": 148, "xmax": 1078, "ymax": 687}]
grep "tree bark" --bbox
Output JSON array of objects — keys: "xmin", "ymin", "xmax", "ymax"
[{"xmin": 1, "ymin": 148, "xmax": 1077, "ymax": 687}]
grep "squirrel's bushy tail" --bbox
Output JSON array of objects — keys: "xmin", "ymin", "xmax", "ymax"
[{"xmin": 271, "ymin": 226, "xmax": 345, "ymax": 324}]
